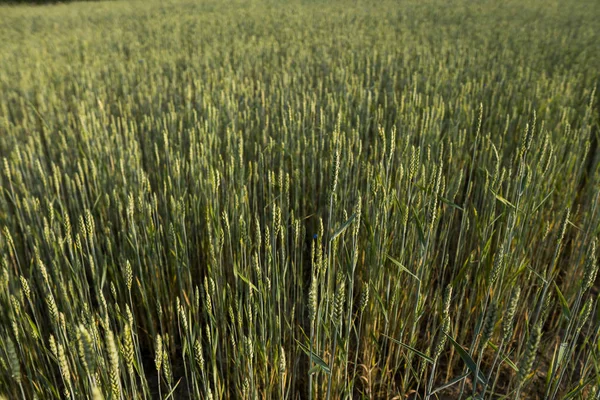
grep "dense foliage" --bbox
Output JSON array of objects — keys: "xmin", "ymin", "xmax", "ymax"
[{"xmin": 0, "ymin": 0, "xmax": 599, "ymax": 398}]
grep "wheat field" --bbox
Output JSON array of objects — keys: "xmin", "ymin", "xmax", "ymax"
[{"xmin": 0, "ymin": 0, "xmax": 599, "ymax": 398}]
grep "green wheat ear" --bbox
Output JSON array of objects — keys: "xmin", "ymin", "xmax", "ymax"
[
  {"xmin": 106, "ymin": 329, "xmax": 121, "ymax": 399},
  {"xmin": 91, "ymin": 386, "xmax": 104, "ymax": 400},
  {"xmin": 433, "ymin": 316, "xmax": 450, "ymax": 361},
  {"xmin": 122, "ymin": 324, "xmax": 134, "ymax": 371},
  {"xmin": 582, "ymin": 239, "xmax": 598, "ymax": 291},
  {"xmin": 57, "ymin": 343, "xmax": 70, "ymax": 386},
  {"xmin": 279, "ymin": 345, "xmax": 286, "ymax": 375},
  {"xmin": 481, "ymin": 302, "xmax": 497, "ymax": 346},
  {"xmin": 6, "ymin": 338, "xmax": 20, "ymax": 384},
  {"xmin": 194, "ymin": 339, "xmax": 205, "ymax": 370},
  {"xmin": 359, "ymin": 282, "xmax": 369, "ymax": 311},
  {"xmin": 333, "ymin": 272, "xmax": 346, "ymax": 327},
  {"xmin": 518, "ymin": 323, "xmax": 542, "ymax": 384},
  {"xmin": 503, "ymin": 286, "xmax": 521, "ymax": 343},
  {"xmin": 162, "ymin": 347, "xmax": 173, "ymax": 385},
  {"xmin": 155, "ymin": 334, "xmax": 163, "ymax": 372}
]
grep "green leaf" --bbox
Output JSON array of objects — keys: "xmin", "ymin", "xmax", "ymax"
[
  {"xmin": 533, "ymin": 189, "xmax": 554, "ymax": 213},
  {"xmin": 567, "ymin": 220, "xmax": 583, "ymax": 231},
  {"xmin": 308, "ymin": 365, "xmax": 322, "ymax": 375},
  {"xmin": 412, "ymin": 183, "xmax": 463, "ymax": 211},
  {"xmin": 295, "ymin": 340, "xmax": 331, "ymax": 374},
  {"xmin": 444, "ymin": 332, "xmax": 488, "ymax": 385},
  {"xmin": 411, "ymin": 205, "xmax": 426, "ymax": 245},
  {"xmin": 526, "ymin": 265, "xmax": 547, "ymax": 284},
  {"xmin": 490, "ymin": 189, "xmax": 516, "ymax": 210},
  {"xmin": 553, "ymin": 282, "xmax": 571, "ymax": 320},
  {"xmin": 557, "ymin": 342, "xmax": 568, "ymax": 365},
  {"xmin": 381, "ymin": 334, "xmax": 433, "ymax": 364},
  {"xmin": 330, "ymin": 212, "xmax": 356, "ymax": 242},
  {"xmin": 26, "ymin": 316, "xmax": 40, "ymax": 340},
  {"xmin": 563, "ymin": 376, "xmax": 595, "ymax": 400},
  {"xmin": 452, "ymin": 252, "xmax": 475, "ymax": 288},
  {"xmin": 164, "ymin": 378, "xmax": 182, "ymax": 399},
  {"xmin": 487, "ymin": 342, "xmax": 518, "ymax": 371},
  {"xmin": 387, "ymin": 254, "xmax": 420, "ymax": 282},
  {"xmin": 234, "ymin": 267, "xmax": 258, "ymax": 292},
  {"xmin": 440, "ymin": 196, "xmax": 464, "ymax": 211},
  {"xmin": 430, "ymin": 371, "xmax": 470, "ymax": 395},
  {"xmin": 371, "ymin": 288, "xmax": 389, "ymax": 325}
]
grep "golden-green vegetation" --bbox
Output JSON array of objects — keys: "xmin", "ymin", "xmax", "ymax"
[{"xmin": 0, "ymin": 0, "xmax": 599, "ymax": 398}]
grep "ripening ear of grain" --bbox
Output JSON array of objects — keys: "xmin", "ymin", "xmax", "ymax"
[{"xmin": 0, "ymin": 0, "xmax": 598, "ymax": 399}]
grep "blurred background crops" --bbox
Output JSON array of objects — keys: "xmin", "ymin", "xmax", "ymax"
[{"xmin": 0, "ymin": 0, "xmax": 599, "ymax": 398}]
